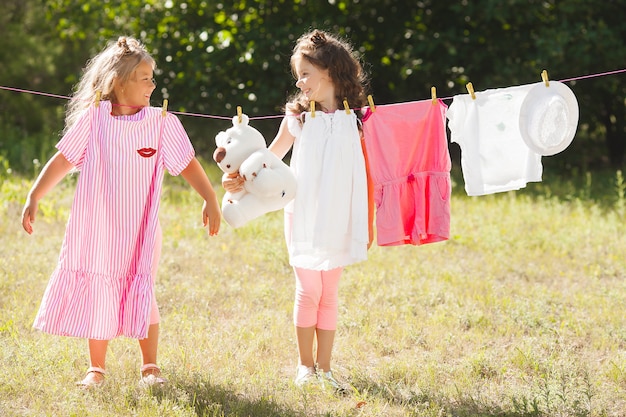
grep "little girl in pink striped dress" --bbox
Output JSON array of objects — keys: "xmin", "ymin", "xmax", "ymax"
[{"xmin": 21, "ymin": 36, "xmax": 221, "ymax": 388}]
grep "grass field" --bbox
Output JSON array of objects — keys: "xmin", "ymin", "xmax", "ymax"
[{"xmin": 1, "ymin": 162, "xmax": 626, "ymax": 416}]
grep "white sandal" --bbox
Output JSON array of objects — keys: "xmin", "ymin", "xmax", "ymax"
[
  {"xmin": 140, "ymin": 363, "xmax": 167, "ymax": 387},
  {"xmin": 76, "ymin": 366, "xmax": 106, "ymax": 389}
]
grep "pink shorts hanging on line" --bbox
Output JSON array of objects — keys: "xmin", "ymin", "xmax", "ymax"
[{"xmin": 362, "ymin": 99, "xmax": 451, "ymax": 246}]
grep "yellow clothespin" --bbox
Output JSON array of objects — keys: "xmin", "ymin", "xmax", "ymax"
[
  {"xmin": 311, "ymin": 100, "xmax": 316, "ymax": 118},
  {"xmin": 94, "ymin": 90, "xmax": 101, "ymax": 107},
  {"xmin": 343, "ymin": 98, "xmax": 351, "ymax": 115},
  {"xmin": 237, "ymin": 106, "xmax": 243, "ymax": 123},
  {"xmin": 541, "ymin": 69, "xmax": 550, "ymax": 87},
  {"xmin": 367, "ymin": 95, "xmax": 376, "ymax": 113},
  {"xmin": 161, "ymin": 99, "xmax": 168, "ymax": 117},
  {"xmin": 431, "ymin": 86, "xmax": 437, "ymax": 105},
  {"xmin": 466, "ymin": 82, "xmax": 476, "ymax": 100}
]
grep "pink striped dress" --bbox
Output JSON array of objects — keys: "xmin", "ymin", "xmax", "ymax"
[{"xmin": 33, "ymin": 100, "xmax": 194, "ymax": 340}]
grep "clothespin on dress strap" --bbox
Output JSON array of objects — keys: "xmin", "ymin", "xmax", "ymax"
[
  {"xmin": 237, "ymin": 106, "xmax": 243, "ymax": 123},
  {"xmin": 343, "ymin": 98, "xmax": 351, "ymax": 115},
  {"xmin": 94, "ymin": 90, "xmax": 101, "ymax": 107},
  {"xmin": 367, "ymin": 95, "xmax": 376, "ymax": 113},
  {"xmin": 541, "ymin": 69, "xmax": 550, "ymax": 87},
  {"xmin": 161, "ymin": 99, "xmax": 168, "ymax": 117},
  {"xmin": 311, "ymin": 100, "xmax": 316, "ymax": 118},
  {"xmin": 431, "ymin": 86, "xmax": 437, "ymax": 105},
  {"xmin": 466, "ymin": 82, "xmax": 476, "ymax": 100}
]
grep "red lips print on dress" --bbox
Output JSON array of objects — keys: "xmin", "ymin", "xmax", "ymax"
[{"xmin": 137, "ymin": 148, "xmax": 157, "ymax": 158}]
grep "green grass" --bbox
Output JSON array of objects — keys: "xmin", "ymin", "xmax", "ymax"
[{"xmin": 2, "ymin": 163, "xmax": 626, "ymax": 416}]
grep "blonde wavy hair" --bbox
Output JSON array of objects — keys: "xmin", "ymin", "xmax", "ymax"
[{"xmin": 65, "ymin": 36, "xmax": 155, "ymax": 133}]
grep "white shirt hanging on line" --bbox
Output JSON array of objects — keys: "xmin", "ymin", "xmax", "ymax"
[{"xmin": 447, "ymin": 84, "xmax": 543, "ymax": 196}]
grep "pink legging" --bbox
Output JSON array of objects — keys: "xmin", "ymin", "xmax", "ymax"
[
  {"xmin": 293, "ymin": 267, "xmax": 342, "ymax": 330},
  {"xmin": 285, "ymin": 212, "xmax": 343, "ymax": 330}
]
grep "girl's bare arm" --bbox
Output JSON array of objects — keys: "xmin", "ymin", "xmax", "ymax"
[
  {"xmin": 22, "ymin": 151, "xmax": 74, "ymax": 234},
  {"xmin": 180, "ymin": 157, "xmax": 221, "ymax": 236}
]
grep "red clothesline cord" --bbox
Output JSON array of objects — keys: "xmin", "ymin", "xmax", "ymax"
[{"xmin": 1, "ymin": 67, "xmax": 625, "ymax": 121}]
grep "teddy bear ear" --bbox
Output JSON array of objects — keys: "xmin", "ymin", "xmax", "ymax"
[
  {"xmin": 215, "ymin": 131, "xmax": 227, "ymax": 146},
  {"xmin": 232, "ymin": 113, "xmax": 250, "ymax": 128}
]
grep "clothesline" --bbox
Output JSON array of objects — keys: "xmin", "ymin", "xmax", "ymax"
[{"xmin": 1, "ymin": 67, "xmax": 625, "ymax": 122}]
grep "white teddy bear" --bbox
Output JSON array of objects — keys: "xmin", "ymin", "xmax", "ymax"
[{"xmin": 213, "ymin": 114, "xmax": 297, "ymax": 228}]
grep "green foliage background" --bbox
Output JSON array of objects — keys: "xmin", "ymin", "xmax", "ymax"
[{"xmin": 1, "ymin": 0, "xmax": 625, "ymax": 172}]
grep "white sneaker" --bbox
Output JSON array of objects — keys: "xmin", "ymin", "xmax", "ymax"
[
  {"xmin": 294, "ymin": 365, "xmax": 316, "ymax": 387},
  {"xmin": 318, "ymin": 370, "xmax": 348, "ymax": 394}
]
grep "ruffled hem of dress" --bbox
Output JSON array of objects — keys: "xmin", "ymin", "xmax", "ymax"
[{"xmin": 33, "ymin": 268, "xmax": 153, "ymax": 340}]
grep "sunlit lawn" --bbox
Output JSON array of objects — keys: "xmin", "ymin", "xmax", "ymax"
[{"xmin": 2, "ymin": 164, "xmax": 626, "ymax": 416}]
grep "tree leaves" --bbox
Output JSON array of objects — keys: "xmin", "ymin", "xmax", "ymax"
[{"xmin": 3, "ymin": 0, "xmax": 625, "ymax": 169}]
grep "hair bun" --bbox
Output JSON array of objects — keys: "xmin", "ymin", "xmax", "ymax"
[
  {"xmin": 117, "ymin": 37, "xmax": 131, "ymax": 54},
  {"xmin": 310, "ymin": 31, "xmax": 327, "ymax": 46}
]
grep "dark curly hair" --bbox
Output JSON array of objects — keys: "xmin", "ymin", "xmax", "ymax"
[{"xmin": 285, "ymin": 29, "xmax": 369, "ymax": 117}]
